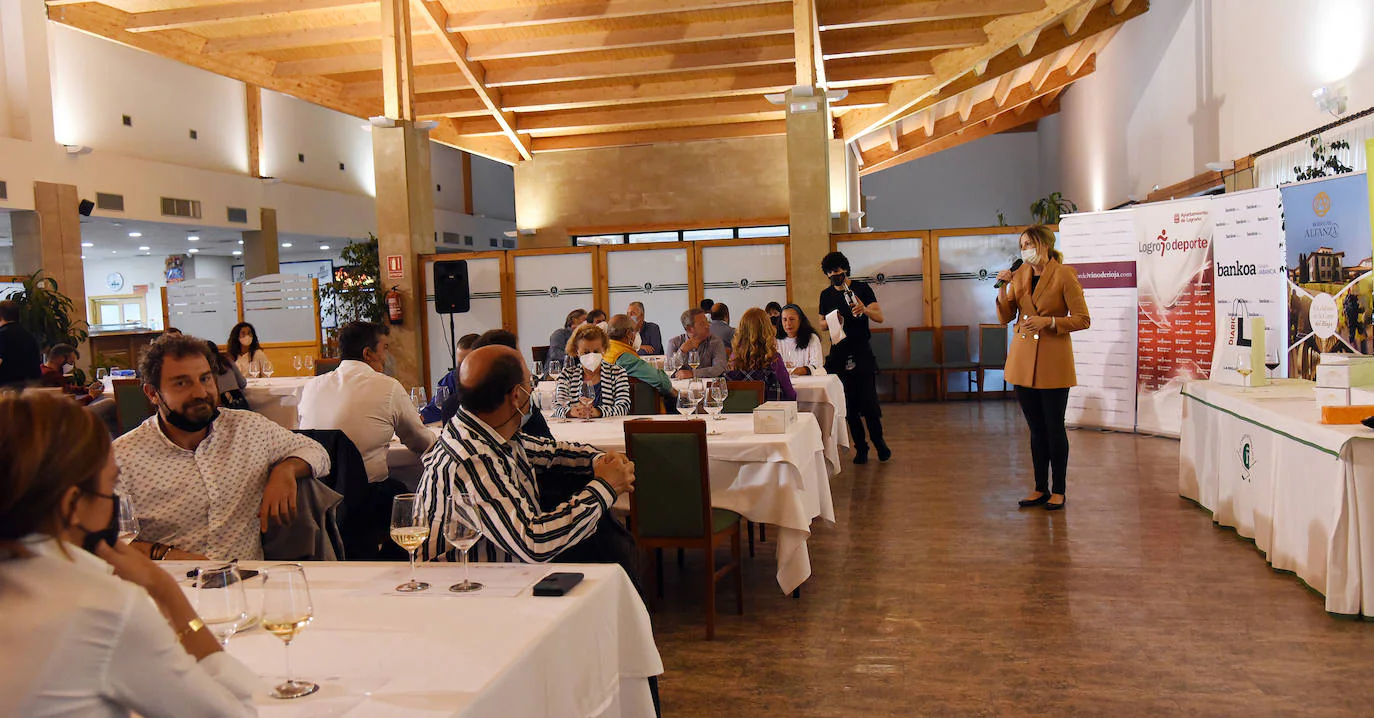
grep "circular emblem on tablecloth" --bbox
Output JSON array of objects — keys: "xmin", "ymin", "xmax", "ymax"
[{"xmin": 1237, "ymin": 434, "xmax": 1256, "ymax": 482}]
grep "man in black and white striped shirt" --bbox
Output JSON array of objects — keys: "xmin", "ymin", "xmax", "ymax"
[{"xmin": 415, "ymin": 345, "xmax": 636, "ymax": 563}]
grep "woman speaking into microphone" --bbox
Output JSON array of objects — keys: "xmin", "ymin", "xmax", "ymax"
[{"xmin": 995, "ymin": 225, "xmax": 1090, "ymax": 511}]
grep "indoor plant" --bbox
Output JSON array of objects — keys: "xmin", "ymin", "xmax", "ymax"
[
  {"xmin": 317, "ymin": 234, "xmax": 385, "ymax": 329},
  {"xmin": 1, "ymin": 270, "xmax": 89, "ymax": 350},
  {"xmin": 1030, "ymin": 192, "xmax": 1078, "ymax": 225}
]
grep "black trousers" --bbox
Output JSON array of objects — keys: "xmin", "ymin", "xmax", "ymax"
[
  {"xmin": 837, "ymin": 368, "xmax": 885, "ymax": 454},
  {"xmin": 1014, "ymin": 386, "xmax": 1071, "ymax": 495}
]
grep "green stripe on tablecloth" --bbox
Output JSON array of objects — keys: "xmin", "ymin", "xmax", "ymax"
[{"xmin": 1180, "ymin": 389, "xmax": 1340, "ymax": 457}]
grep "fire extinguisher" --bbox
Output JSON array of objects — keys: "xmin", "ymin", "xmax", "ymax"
[{"xmin": 385, "ymin": 286, "xmax": 403, "ymax": 325}]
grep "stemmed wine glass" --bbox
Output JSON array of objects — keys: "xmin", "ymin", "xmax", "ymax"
[
  {"xmin": 435, "ymin": 385, "xmax": 451, "ymax": 414},
  {"xmin": 262, "ymin": 360, "xmax": 275, "ymax": 379},
  {"xmin": 703, "ymin": 390, "xmax": 725, "ymax": 433},
  {"xmin": 553, "ymin": 389, "xmax": 570, "ymax": 423},
  {"xmin": 248, "ymin": 360, "xmax": 261, "ymax": 379},
  {"xmin": 303, "ymin": 354, "xmax": 315, "ymax": 375},
  {"xmin": 688, "ymin": 350, "xmax": 701, "ymax": 373},
  {"xmin": 709, "ymin": 379, "xmax": 728, "ymax": 420},
  {"xmin": 261, "ymin": 564, "xmax": 318, "ymax": 700},
  {"xmin": 116, "ymin": 493, "xmax": 139, "ymax": 544},
  {"xmin": 1265, "ymin": 350, "xmax": 1281, "ymax": 381},
  {"xmin": 390, "ymin": 494, "xmax": 430, "ymax": 592},
  {"xmin": 545, "ymin": 360, "xmax": 560, "ymax": 381},
  {"xmin": 578, "ymin": 382, "xmax": 596, "ymax": 422},
  {"xmin": 1234, "ymin": 350, "xmax": 1253, "ymax": 392},
  {"xmin": 676, "ymin": 390, "xmax": 697, "ymax": 417},
  {"xmin": 196, "ymin": 563, "xmax": 249, "ymax": 647},
  {"xmin": 443, "ymin": 493, "xmax": 485, "ymax": 593},
  {"xmin": 410, "ymin": 387, "xmax": 427, "ymax": 412},
  {"xmin": 293, "ymin": 355, "xmax": 303, "ymax": 376}
]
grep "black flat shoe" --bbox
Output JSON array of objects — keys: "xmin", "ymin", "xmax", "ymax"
[
  {"xmin": 1045, "ymin": 496, "xmax": 1067, "ymax": 511},
  {"xmin": 1018, "ymin": 492, "xmax": 1050, "ymax": 507},
  {"xmin": 876, "ymin": 444, "xmax": 892, "ymax": 462},
  {"xmin": 853, "ymin": 450, "xmax": 869, "ymax": 465}
]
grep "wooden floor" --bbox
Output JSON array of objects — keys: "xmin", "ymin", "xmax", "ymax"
[{"xmin": 647, "ymin": 401, "xmax": 1374, "ymax": 716}]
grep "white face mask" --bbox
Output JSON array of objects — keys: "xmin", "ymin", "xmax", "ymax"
[
  {"xmin": 62, "ymin": 363, "xmax": 74, "ymax": 374},
  {"xmin": 631, "ymin": 333, "xmax": 642, "ymax": 351},
  {"xmin": 579, "ymin": 352, "xmax": 603, "ymax": 371},
  {"xmin": 240, "ymin": 335, "xmax": 253, "ymax": 346},
  {"xmin": 1020, "ymin": 247, "xmax": 1040, "ymax": 265}
]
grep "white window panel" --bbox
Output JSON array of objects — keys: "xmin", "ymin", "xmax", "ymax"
[
  {"xmin": 838, "ymin": 237, "xmax": 925, "ymax": 366},
  {"xmin": 699, "ymin": 243, "xmax": 787, "ymax": 320},
  {"xmin": 424, "ymin": 256, "xmax": 504, "ymax": 387},
  {"xmin": 514, "ymin": 252, "xmax": 595, "ymax": 363},
  {"xmin": 606, "ymin": 247, "xmax": 691, "ymax": 348}
]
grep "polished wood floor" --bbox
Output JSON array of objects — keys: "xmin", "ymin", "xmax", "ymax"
[{"xmin": 648, "ymin": 401, "xmax": 1374, "ymax": 716}]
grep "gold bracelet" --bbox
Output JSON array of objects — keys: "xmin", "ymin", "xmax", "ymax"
[{"xmin": 175, "ymin": 617, "xmax": 205, "ymax": 641}]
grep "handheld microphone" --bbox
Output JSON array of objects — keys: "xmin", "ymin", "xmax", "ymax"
[{"xmin": 994, "ymin": 258, "xmax": 1023, "ymax": 289}]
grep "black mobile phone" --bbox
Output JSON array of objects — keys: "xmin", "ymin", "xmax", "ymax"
[
  {"xmin": 187, "ymin": 568, "xmax": 259, "ymax": 588},
  {"xmin": 532, "ymin": 571, "xmax": 584, "ymax": 597}
]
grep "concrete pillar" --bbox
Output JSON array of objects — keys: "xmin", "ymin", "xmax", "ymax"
[
  {"xmin": 786, "ymin": 88, "xmax": 832, "ymax": 319},
  {"xmin": 372, "ymin": 121, "xmax": 435, "ymax": 390},
  {"xmin": 241, "ymin": 207, "xmax": 280, "ymax": 279},
  {"xmin": 10, "ymin": 181, "xmax": 88, "ymax": 361}
]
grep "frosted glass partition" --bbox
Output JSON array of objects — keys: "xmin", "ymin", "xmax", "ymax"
[
  {"xmin": 514, "ymin": 252, "xmax": 594, "ymax": 362},
  {"xmin": 164, "ymin": 279, "xmax": 240, "ymax": 344},
  {"xmin": 838, "ymin": 237, "xmax": 925, "ymax": 365},
  {"xmin": 241, "ymin": 274, "xmax": 317, "ymax": 343},
  {"xmin": 606, "ymin": 247, "xmax": 691, "ymax": 351},
  {"xmin": 425, "ymin": 256, "xmax": 503, "ymax": 386},
  {"xmin": 699, "ymin": 243, "xmax": 787, "ymax": 321},
  {"xmin": 937, "ymin": 233, "xmax": 1020, "ymax": 392}
]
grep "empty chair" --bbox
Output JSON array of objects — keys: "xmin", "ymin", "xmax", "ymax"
[
  {"xmin": 314, "ymin": 358, "xmax": 341, "ymax": 375},
  {"xmin": 976, "ymin": 324, "xmax": 1011, "ymax": 399},
  {"xmin": 629, "ymin": 378, "xmax": 662, "ymax": 416},
  {"xmin": 869, "ymin": 328, "xmax": 899, "ymax": 401},
  {"xmin": 902, "ymin": 327, "xmax": 941, "ymax": 402},
  {"xmin": 938, "ymin": 326, "xmax": 979, "ymax": 401},
  {"xmin": 532, "ymin": 345, "xmax": 550, "ymax": 365},
  {"xmin": 723, "ymin": 381, "xmax": 765, "ymax": 413},
  {"xmin": 111, "ymin": 378, "xmax": 154, "ymax": 435}
]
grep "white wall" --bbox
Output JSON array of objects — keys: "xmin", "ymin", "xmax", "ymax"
[
  {"xmin": 431, "ymin": 144, "xmax": 466, "ymax": 214},
  {"xmin": 862, "ymin": 131, "xmax": 1046, "ymax": 230},
  {"xmin": 1059, "ymin": 0, "xmax": 1374, "ymax": 210},
  {"xmin": 472, "ymin": 155, "xmax": 516, "ymax": 221},
  {"xmin": 261, "ymin": 90, "xmax": 374, "ymax": 196}
]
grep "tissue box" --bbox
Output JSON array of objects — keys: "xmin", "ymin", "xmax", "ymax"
[
  {"xmin": 1315, "ymin": 387, "xmax": 1351, "ymax": 407},
  {"xmin": 1315, "ymin": 361, "xmax": 1374, "ymax": 388},
  {"xmin": 1351, "ymin": 387, "xmax": 1374, "ymax": 405},
  {"xmin": 752, "ymin": 401, "xmax": 798, "ymax": 434}
]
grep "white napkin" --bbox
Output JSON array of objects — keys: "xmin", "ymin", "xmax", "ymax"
[{"xmin": 825, "ymin": 310, "xmax": 846, "ymax": 344}]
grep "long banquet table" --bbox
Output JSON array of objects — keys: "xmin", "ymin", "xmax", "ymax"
[
  {"xmin": 169, "ymin": 561, "xmax": 662, "ymax": 717},
  {"xmin": 1180, "ymin": 379, "xmax": 1374, "ymax": 616},
  {"xmin": 243, "ymin": 376, "xmax": 312, "ymax": 429}
]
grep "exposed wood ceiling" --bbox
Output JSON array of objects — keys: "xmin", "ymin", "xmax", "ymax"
[{"xmin": 46, "ymin": 0, "xmax": 1146, "ymax": 172}]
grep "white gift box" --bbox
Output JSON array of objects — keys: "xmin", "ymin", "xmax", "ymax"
[
  {"xmin": 1315, "ymin": 361, "xmax": 1374, "ymax": 388},
  {"xmin": 1315, "ymin": 386, "xmax": 1352, "ymax": 407},
  {"xmin": 752, "ymin": 401, "xmax": 798, "ymax": 434},
  {"xmin": 1350, "ymin": 387, "xmax": 1374, "ymax": 405}
]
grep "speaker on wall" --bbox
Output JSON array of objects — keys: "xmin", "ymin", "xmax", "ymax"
[
  {"xmin": 78, "ymin": 199, "xmax": 94, "ymax": 216},
  {"xmin": 434, "ymin": 259, "xmax": 471, "ymax": 314}
]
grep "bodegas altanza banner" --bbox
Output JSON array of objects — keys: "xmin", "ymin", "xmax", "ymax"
[
  {"xmin": 1208, "ymin": 187, "xmax": 1288, "ymax": 381},
  {"xmin": 1279, "ymin": 172, "xmax": 1374, "ymax": 379},
  {"xmin": 1135, "ymin": 197, "xmax": 1214, "ymax": 437}
]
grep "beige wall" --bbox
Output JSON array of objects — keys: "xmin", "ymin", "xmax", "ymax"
[{"xmin": 513, "ymin": 136, "xmax": 789, "ymax": 245}]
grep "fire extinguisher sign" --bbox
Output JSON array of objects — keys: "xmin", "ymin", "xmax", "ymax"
[{"xmin": 386, "ymin": 255, "xmax": 404, "ymax": 279}]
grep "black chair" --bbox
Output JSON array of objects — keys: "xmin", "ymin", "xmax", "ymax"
[
  {"xmin": 937, "ymin": 326, "xmax": 979, "ymax": 401},
  {"xmin": 293, "ymin": 429, "xmax": 407, "ymax": 560},
  {"xmin": 314, "ymin": 358, "xmax": 341, "ymax": 376},
  {"xmin": 976, "ymin": 323, "xmax": 1011, "ymax": 398}
]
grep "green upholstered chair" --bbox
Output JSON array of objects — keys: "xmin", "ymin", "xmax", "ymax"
[
  {"xmin": 903, "ymin": 327, "xmax": 941, "ymax": 401},
  {"xmin": 112, "ymin": 378, "xmax": 154, "ymax": 436},
  {"xmin": 938, "ymin": 326, "xmax": 979, "ymax": 401},
  {"xmin": 869, "ymin": 327, "xmax": 900, "ymax": 402},
  {"xmin": 624, "ymin": 419, "xmax": 743, "ymax": 640},
  {"xmin": 629, "ymin": 378, "xmax": 662, "ymax": 416},
  {"xmin": 976, "ymin": 323, "xmax": 1011, "ymax": 399},
  {"xmin": 723, "ymin": 381, "xmax": 764, "ymax": 414},
  {"xmin": 313, "ymin": 358, "xmax": 341, "ymax": 376}
]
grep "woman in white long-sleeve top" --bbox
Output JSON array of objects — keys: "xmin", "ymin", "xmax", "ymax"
[
  {"xmin": 553, "ymin": 323, "xmax": 631, "ymax": 420},
  {"xmin": 0, "ymin": 392, "xmax": 260, "ymax": 718},
  {"xmin": 777, "ymin": 303, "xmax": 827, "ymax": 376}
]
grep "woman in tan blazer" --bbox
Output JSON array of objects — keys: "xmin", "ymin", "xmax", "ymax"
[{"xmin": 995, "ymin": 225, "xmax": 1090, "ymax": 511}]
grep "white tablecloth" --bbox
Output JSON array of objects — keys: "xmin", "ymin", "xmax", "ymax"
[
  {"xmin": 1179, "ymin": 379, "xmax": 1374, "ymax": 616},
  {"xmin": 547, "ymin": 413, "xmax": 834, "ymax": 594},
  {"xmin": 244, "ymin": 377, "xmax": 313, "ymax": 429},
  {"xmin": 172, "ymin": 561, "xmax": 662, "ymax": 717}
]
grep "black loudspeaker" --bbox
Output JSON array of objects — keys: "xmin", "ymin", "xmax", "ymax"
[
  {"xmin": 434, "ymin": 260, "xmax": 471, "ymax": 314},
  {"xmin": 78, "ymin": 199, "xmax": 94, "ymax": 216}
]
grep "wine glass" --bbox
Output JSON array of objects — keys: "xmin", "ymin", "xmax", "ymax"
[
  {"xmin": 292, "ymin": 355, "xmax": 303, "ymax": 376},
  {"xmin": 303, "ymin": 354, "xmax": 315, "ymax": 374},
  {"xmin": 262, "ymin": 360, "xmax": 275, "ymax": 379},
  {"xmin": 677, "ymin": 390, "xmax": 697, "ymax": 417},
  {"xmin": 578, "ymin": 382, "xmax": 596, "ymax": 422},
  {"xmin": 410, "ymin": 387, "xmax": 427, "ymax": 411},
  {"xmin": 390, "ymin": 494, "xmax": 430, "ymax": 592},
  {"xmin": 553, "ymin": 387, "xmax": 570, "ymax": 424},
  {"xmin": 703, "ymin": 391, "xmax": 725, "ymax": 432},
  {"xmin": 116, "ymin": 493, "xmax": 139, "ymax": 544},
  {"xmin": 196, "ymin": 563, "xmax": 249, "ymax": 647},
  {"xmin": 96, "ymin": 367, "xmax": 109, "ymax": 382},
  {"xmin": 530, "ymin": 361, "xmax": 544, "ymax": 384},
  {"xmin": 261, "ymin": 564, "xmax": 318, "ymax": 699},
  {"xmin": 435, "ymin": 385, "xmax": 451, "ymax": 413},
  {"xmin": 665, "ymin": 354, "xmax": 679, "ymax": 378},
  {"xmin": 1235, "ymin": 351, "xmax": 1253, "ymax": 391},
  {"xmin": 689, "ymin": 379, "xmax": 706, "ymax": 407},
  {"xmin": 1265, "ymin": 350, "xmax": 1281, "ymax": 380},
  {"xmin": 248, "ymin": 360, "xmax": 261, "ymax": 379},
  {"xmin": 444, "ymin": 493, "xmax": 485, "ymax": 593},
  {"xmin": 710, "ymin": 379, "xmax": 729, "ymax": 420},
  {"xmin": 688, "ymin": 350, "xmax": 701, "ymax": 372},
  {"xmin": 545, "ymin": 360, "xmax": 560, "ymax": 381},
  {"xmin": 564, "ymin": 356, "xmax": 578, "ymax": 378}
]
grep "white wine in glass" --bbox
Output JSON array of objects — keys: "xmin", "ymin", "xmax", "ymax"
[
  {"xmin": 261, "ymin": 563, "xmax": 318, "ymax": 700},
  {"xmin": 444, "ymin": 493, "xmax": 485, "ymax": 593},
  {"xmin": 390, "ymin": 494, "xmax": 430, "ymax": 592}
]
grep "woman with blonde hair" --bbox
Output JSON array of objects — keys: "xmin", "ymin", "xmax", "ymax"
[
  {"xmin": 995, "ymin": 224, "xmax": 1090, "ymax": 511},
  {"xmin": 725, "ymin": 307, "xmax": 797, "ymax": 402},
  {"xmin": 553, "ymin": 323, "xmax": 631, "ymax": 419},
  {"xmin": 0, "ymin": 392, "xmax": 258, "ymax": 715}
]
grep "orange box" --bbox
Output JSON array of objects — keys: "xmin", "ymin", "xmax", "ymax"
[{"xmin": 1320, "ymin": 405, "xmax": 1374, "ymax": 425}]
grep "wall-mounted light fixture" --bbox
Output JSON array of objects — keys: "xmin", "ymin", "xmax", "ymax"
[
  {"xmin": 368, "ymin": 116, "xmax": 398, "ymax": 128},
  {"xmin": 1313, "ymin": 85, "xmax": 1348, "ymax": 117},
  {"xmin": 1205, "ymin": 160, "xmax": 1234, "ymax": 172},
  {"xmin": 63, "ymin": 144, "xmax": 92, "ymax": 155}
]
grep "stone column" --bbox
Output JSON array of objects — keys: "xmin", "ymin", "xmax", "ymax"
[
  {"xmin": 786, "ymin": 88, "xmax": 832, "ymax": 319},
  {"xmin": 372, "ymin": 122, "xmax": 436, "ymax": 390},
  {"xmin": 10, "ymin": 181, "xmax": 88, "ymax": 360},
  {"xmin": 241, "ymin": 207, "xmax": 279, "ymax": 279}
]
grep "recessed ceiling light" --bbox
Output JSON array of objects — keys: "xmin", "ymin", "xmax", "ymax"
[
  {"xmin": 111, "ymin": 222, "xmax": 122, "ymax": 227},
  {"xmin": 280, "ymin": 243, "xmax": 293, "ymax": 248},
  {"xmin": 138, "ymin": 246, "xmax": 150, "ymax": 251},
  {"xmin": 319, "ymin": 244, "xmax": 330, "ymax": 250},
  {"xmin": 80, "ymin": 255, "xmax": 87, "ymax": 260},
  {"xmin": 128, "ymin": 232, "xmax": 142, "ymax": 238},
  {"xmin": 81, "ymin": 242, "xmax": 94, "ymax": 247},
  {"xmin": 188, "ymin": 248, "xmax": 199, "ymax": 253},
  {"xmin": 187, "ymin": 236, "xmax": 199, "ymax": 241},
  {"xmin": 232, "ymin": 250, "xmax": 242, "ymax": 256},
  {"xmin": 111, "ymin": 250, "xmax": 118, "ymax": 254},
  {"xmin": 238, "ymin": 240, "xmax": 244, "ymax": 245}
]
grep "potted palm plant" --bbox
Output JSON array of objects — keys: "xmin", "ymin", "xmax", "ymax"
[
  {"xmin": 1030, "ymin": 192, "xmax": 1078, "ymax": 225},
  {"xmin": 2, "ymin": 270, "xmax": 89, "ymax": 349}
]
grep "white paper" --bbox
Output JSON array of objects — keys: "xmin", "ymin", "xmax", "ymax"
[{"xmin": 825, "ymin": 310, "xmax": 846, "ymax": 344}]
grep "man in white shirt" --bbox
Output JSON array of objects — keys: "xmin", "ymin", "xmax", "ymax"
[
  {"xmin": 114, "ymin": 333, "xmax": 331, "ymax": 561},
  {"xmin": 298, "ymin": 321, "xmax": 436, "ymax": 483}
]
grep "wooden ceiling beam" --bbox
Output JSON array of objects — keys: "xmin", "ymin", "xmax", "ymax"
[
  {"xmin": 465, "ymin": 12, "xmax": 792, "ymax": 62},
  {"xmin": 483, "ymin": 43, "xmax": 794, "ymax": 88},
  {"xmin": 273, "ymin": 45, "xmax": 454, "ymax": 78},
  {"xmin": 861, "ymin": 95, "xmax": 1063, "ymax": 175},
  {"xmin": 820, "ymin": 0, "xmax": 1044, "ymax": 32},
  {"xmin": 414, "ymin": 91, "xmax": 488, "ymax": 118},
  {"xmin": 1064, "ymin": 34, "xmax": 1097, "ymax": 76},
  {"xmin": 822, "ymin": 21, "xmax": 989, "ymax": 60},
  {"xmin": 845, "ymin": 0, "xmax": 1146, "ymax": 139},
  {"xmin": 201, "ymin": 22, "xmax": 397, "ymax": 55},
  {"xmin": 1017, "ymin": 29, "xmax": 1041, "ymax": 56},
  {"xmin": 429, "ymin": 118, "xmax": 522, "ymax": 165},
  {"xmin": 445, "ymin": 0, "xmax": 786, "ymax": 33},
  {"xmin": 993, "ymin": 71, "xmax": 1016, "ymax": 107},
  {"xmin": 412, "ymin": 0, "xmax": 530, "ymax": 160},
  {"xmin": 827, "ymin": 55, "xmax": 935, "ymax": 88},
  {"xmin": 1062, "ymin": 3, "xmax": 1093, "ymax": 36},
  {"xmin": 513, "ymin": 94, "xmax": 798, "ymax": 132},
  {"xmin": 1028, "ymin": 54, "xmax": 1055, "ymax": 91},
  {"xmin": 123, "ymin": 0, "xmax": 372, "ymax": 33},
  {"xmin": 344, "ymin": 68, "xmax": 475, "ymax": 98},
  {"xmin": 499, "ymin": 67, "xmax": 795, "ymax": 112},
  {"xmin": 794, "ymin": 0, "xmax": 817, "ymax": 86},
  {"xmin": 530, "ymin": 120, "xmax": 786, "ymax": 153},
  {"xmin": 1112, "ymin": 0, "xmax": 1134, "ymax": 14}
]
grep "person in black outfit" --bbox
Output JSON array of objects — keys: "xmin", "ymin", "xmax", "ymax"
[
  {"xmin": 818, "ymin": 252, "xmax": 890, "ymax": 464},
  {"xmin": 0, "ymin": 300, "xmax": 42, "ymax": 389}
]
